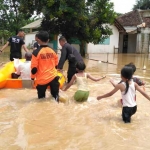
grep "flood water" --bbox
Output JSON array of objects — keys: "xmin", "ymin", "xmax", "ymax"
[{"xmin": 0, "ymin": 53, "xmax": 150, "ymax": 150}]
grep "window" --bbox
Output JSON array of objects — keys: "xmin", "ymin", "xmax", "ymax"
[{"xmin": 99, "ymin": 37, "xmax": 110, "ymax": 45}]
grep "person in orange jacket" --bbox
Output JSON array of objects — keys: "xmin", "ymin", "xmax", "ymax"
[{"xmin": 31, "ymin": 31, "xmax": 59, "ymax": 102}]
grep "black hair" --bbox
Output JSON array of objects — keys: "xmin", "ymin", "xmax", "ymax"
[
  {"xmin": 76, "ymin": 61, "xmax": 86, "ymax": 71},
  {"xmin": 125, "ymin": 62, "xmax": 136, "ymax": 73},
  {"xmin": 36, "ymin": 31, "xmax": 49, "ymax": 42},
  {"xmin": 59, "ymin": 36, "xmax": 67, "ymax": 42},
  {"xmin": 121, "ymin": 66, "xmax": 133, "ymax": 94}
]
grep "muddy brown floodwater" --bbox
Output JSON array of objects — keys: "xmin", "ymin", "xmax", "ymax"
[{"xmin": 0, "ymin": 53, "xmax": 150, "ymax": 150}]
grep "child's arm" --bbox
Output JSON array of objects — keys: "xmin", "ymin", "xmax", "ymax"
[
  {"xmin": 110, "ymin": 79, "xmax": 117, "ymax": 87},
  {"xmin": 110, "ymin": 79, "xmax": 123, "ymax": 87},
  {"xmin": 62, "ymin": 75, "xmax": 76, "ymax": 91},
  {"xmin": 135, "ymin": 83, "xmax": 150, "ymax": 100},
  {"xmin": 87, "ymin": 74, "xmax": 106, "ymax": 81},
  {"xmin": 97, "ymin": 84, "xmax": 120, "ymax": 100}
]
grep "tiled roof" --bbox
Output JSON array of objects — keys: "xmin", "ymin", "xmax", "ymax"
[
  {"xmin": 117, "ymin": 9, "xmax": 150, "ymax": 28},
  {"xmin": 114, "ymin": 19, "xmax": 125, "ymax": 32},
  {"xmin": 117, "ymin": 10, "xmax": 142, "ymax": 26}
]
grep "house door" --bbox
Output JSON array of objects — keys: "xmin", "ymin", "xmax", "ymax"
[{"xmin": 123, "ymin": 34, "xmax": 128, "ymax": 53}]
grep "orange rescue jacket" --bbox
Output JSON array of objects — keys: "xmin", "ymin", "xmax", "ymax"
[{"xmin": 31, "ymin": 45, "xmax": 58, "ymax": 85}]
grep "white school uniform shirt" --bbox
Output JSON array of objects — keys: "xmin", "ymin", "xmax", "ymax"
[
  {"xmin": 16, "ymin": 61, "xmax": 31, "ymax": 80},
  {"xmin": 121, "ymin": 79, "xmax": 137, "ymax": 107}
]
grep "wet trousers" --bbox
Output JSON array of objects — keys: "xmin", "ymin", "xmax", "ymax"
[
  {"xmin": 67, "ymin": 66, "xmax": 76, "ymax": 83},
  {"xmin": 36, "ymin": 76, "xmax": 60, "ymax": 99},
  {"xmin": 122, "ymin": 105, "xmax": 137, "ymax": 123}
]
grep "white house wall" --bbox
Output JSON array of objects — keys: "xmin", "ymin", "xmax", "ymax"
[
  {"xmin": 87, "ymin": 25, "xmax": 119, "ymax": 53},
  {"xmin": 24, "ymin": 33, "xmax": 36, "ymax": 47}
]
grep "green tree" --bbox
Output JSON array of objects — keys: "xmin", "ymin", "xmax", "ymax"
[
  {"xmin": 19, "ymin": 0, "xmax": 116, "ymax": 56},
  {"xmin": 0, "ymin": 0, "xmax": 35, "ymax": 36},
  {"xmin": 133, "ymin": 0, "xmax": 150, "ymax": 10},
  {"xmin": 0, "ymin": 30, "xmax": 11, "ymax": 39}
]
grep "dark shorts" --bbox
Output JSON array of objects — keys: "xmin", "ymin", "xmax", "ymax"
[
  {"xmin": 10, "ymin": 53, "xmax": 22, "ymax": 61},
  {"xmin": 122, "ymin": 105, "xmax": 137, "ymax": 123}
]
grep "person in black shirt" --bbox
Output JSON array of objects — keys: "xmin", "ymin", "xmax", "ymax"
[
  {"xmin": 57, "ymin": 36, "xmax": 83, "ymax": 83},
  {"xmin": 0, "ymin": 29, "xmax": 29, "ymax": 61},
  {"xmin": 33, "ymin": 34, "xmax": 40, "ymax": 50}
]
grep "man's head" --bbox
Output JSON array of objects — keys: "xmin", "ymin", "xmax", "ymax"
[
  {"xmin": 17, "ymin": 29, "xmax": 25, "ymax": 38},
  {"xmin": 36, "ymin": 31, "xmax": 49, "ymax": 44},
  {"xmin": 35, "ymin": 34, "xmax": 38, "ymax": 41},
  {"xmin": 59, "ymin": 36, "xmax": 67, "ymax": 47},
  {"xmin": 25, "ymin": 52, "xmax": 32, "ymax": 61}
]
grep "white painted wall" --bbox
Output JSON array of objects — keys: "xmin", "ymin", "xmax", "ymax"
[
  {"xmin": 87, "ymin": 25, "xmax": 119, "ymax": 53},
  {"xmin": 24, "ymin": 33, "xmax": 36, "ymax": 47}
]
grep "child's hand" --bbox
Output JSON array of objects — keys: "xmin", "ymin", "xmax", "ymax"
[
  {"xmin": 142, "ymin": 81, "xmax": 145, "ymax": 85},
  {"xmin": 97, "ymin": 96, "xmax": 102, "ymax": 100},
  {"xmin": 61, "ymin": 88, "xmax": 66, "ymax": 91},
  {"xmin": 102, "ymin": 75, "xmax": 106, "ymax": 79},
  {"xmin": 109, "ymin": 78, "xmax": 116, "ymax": 87},
  {"xmin": 110, "ymin": 78, "xmax": 115, "ymax": 84},
  {"xmin": 109, "ymin": 78, "xmax": 114, "ymax": 83}
]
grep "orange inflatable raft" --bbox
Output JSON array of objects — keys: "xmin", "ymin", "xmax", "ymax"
[{"xmin": 0, "ymin": 60, "xmax": 66, "ymax": 89}]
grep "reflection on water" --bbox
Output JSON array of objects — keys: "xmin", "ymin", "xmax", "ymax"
[{"xmin": 0, "ymin": 53, "xmax": 150, "ymax": 149}]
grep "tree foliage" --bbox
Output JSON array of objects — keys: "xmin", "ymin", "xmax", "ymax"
[
  {"xmin": 0, "ymin": 0, "xmax": 35, "ymax": 36},
  {"xmin": 19, "ymin": 0, "xmax": 116, "ymax": 56},
  {"xmin": 133, "ymin": 0, "xmax": 150, "ymax": 10},
  {"xmin": 0, "ymin": 30, "xmax": 11, "ymax": 40}
]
